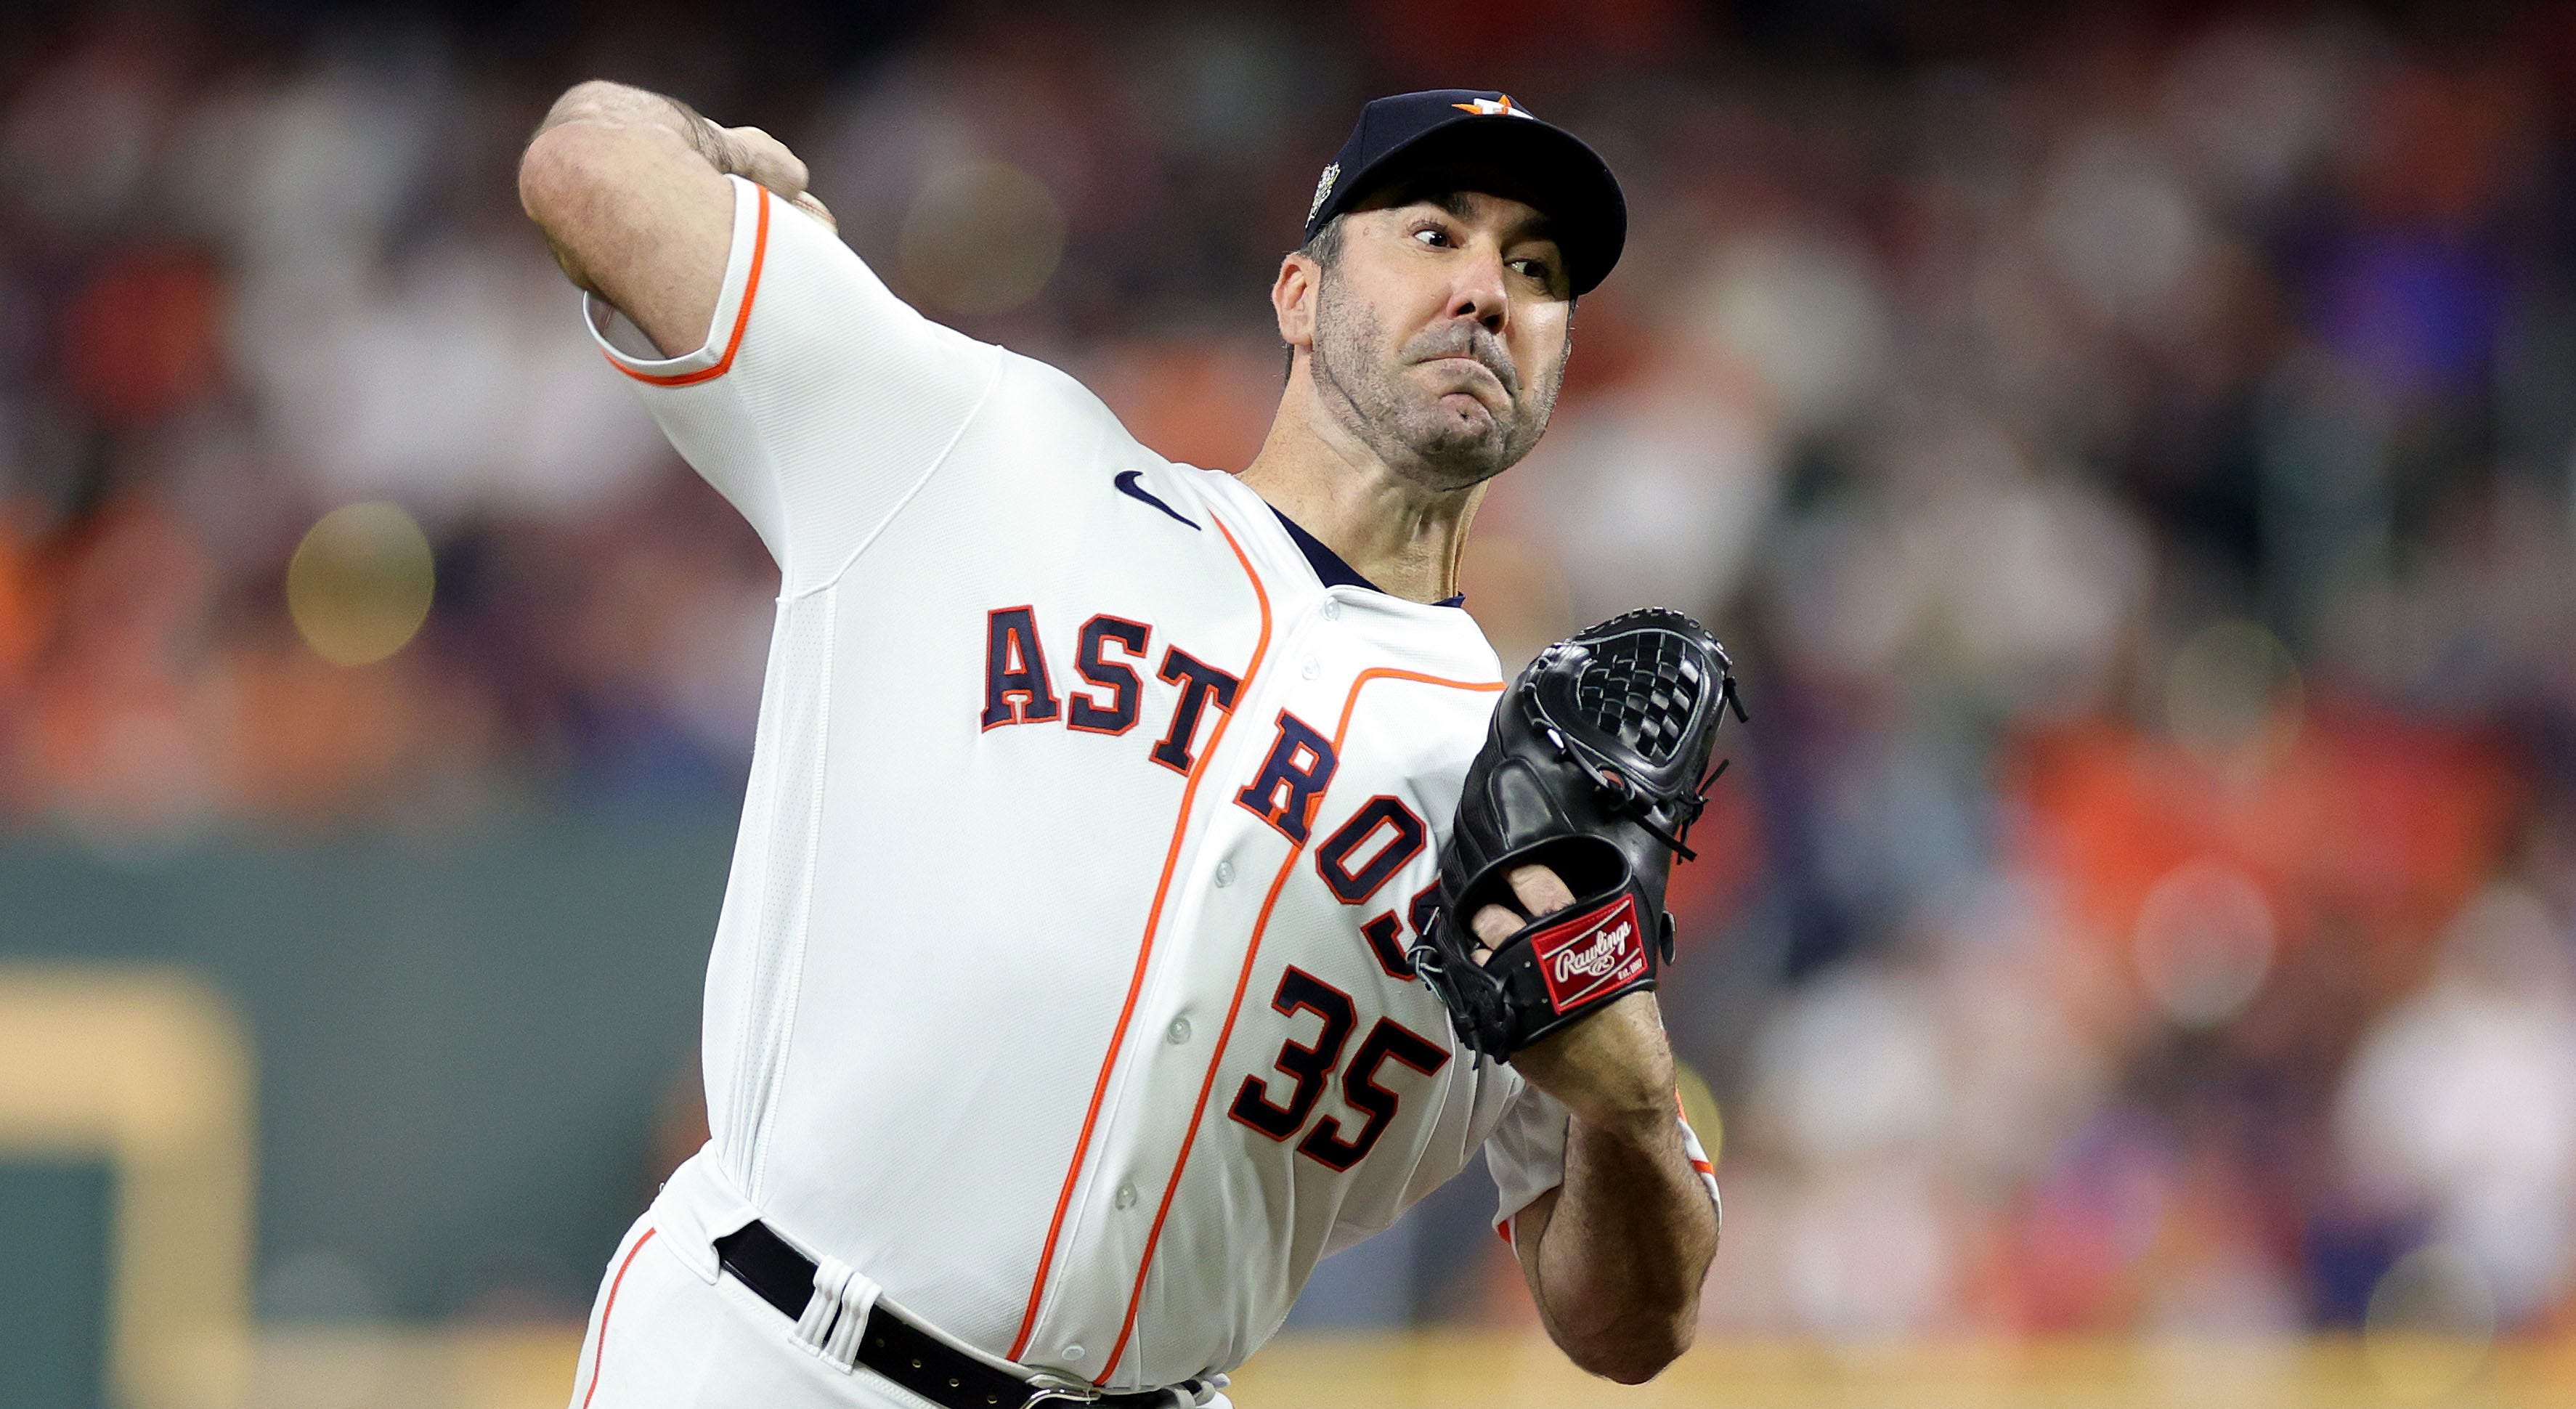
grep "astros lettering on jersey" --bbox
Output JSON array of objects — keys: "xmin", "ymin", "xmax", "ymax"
[{"xmin": 571, "ymin": 175, "xmax": 1718, "ymax": 1399}]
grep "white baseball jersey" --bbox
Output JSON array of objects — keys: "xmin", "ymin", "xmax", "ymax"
[{"xmin": 572, "ymin": 175, "xmax": 1718, "ymax": 1398}]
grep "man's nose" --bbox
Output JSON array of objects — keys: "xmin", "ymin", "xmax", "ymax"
[{"xmin": 1447, "ymin": 246, "xmax": 1509, "ymax": 335}]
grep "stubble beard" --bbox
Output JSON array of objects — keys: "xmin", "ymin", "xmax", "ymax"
[{"xmin": 1307, "ymin": 275, "xmax": 1562, "ymax": 494}]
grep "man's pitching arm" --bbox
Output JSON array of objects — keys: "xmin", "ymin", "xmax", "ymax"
[
  {"xmin": 517, "ymin": 80, "xmax": 827, "ymax": 357},
  {"xmin": 1478, "ymin": 864, "xmax": 1717, "ymax": 1385}
]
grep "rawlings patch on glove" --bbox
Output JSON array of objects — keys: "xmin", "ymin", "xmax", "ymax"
[{"xmin": 1413, "ymin": 609, "xmax": 1744, "ymax": 1060}]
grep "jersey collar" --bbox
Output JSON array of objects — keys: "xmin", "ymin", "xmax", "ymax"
[{"xmin": 1268, "ymin": 508, "xmax": 1466, "ymax": 609}]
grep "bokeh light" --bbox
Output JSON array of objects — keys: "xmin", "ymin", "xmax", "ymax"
[
  {"xmin": 898, "ymin": 159, "xmax": 1067, "ymax": 316},
  {"xmin": 2362, "ymin": 1243, "xmax": 2497, "ymax": 1400},
  {"xmin": 1676, "ymin": 1057, "xmax": 1723, "ymax": 1166},
  {"xmin": 2166, "ymin": 619, "xmax": 2302, "ymax": 764},
  {"xmin": 284, "ymin": 503, "xmax": 434, "ymax": 667},
  {"xmin": 2132, "ymin": 858, "xmax": 2275, "ymax": 1028}
]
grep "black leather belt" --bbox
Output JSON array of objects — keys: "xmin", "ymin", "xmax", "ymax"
[{"xmin": 712, "ymin": 1220, "xmax": 1181, "ymax": 1408}]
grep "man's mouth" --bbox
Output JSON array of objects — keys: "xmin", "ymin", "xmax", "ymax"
[{"xmin": 1420, "ymin": 354, "xmax": 1511, "ymax": 401}]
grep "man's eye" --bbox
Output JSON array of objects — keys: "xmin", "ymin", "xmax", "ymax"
[{"xmin": 1412, "ymin": 227, "xmax": 1452, "ymax": 247}]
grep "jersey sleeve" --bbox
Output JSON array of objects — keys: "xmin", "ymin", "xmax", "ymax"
[
  {"xmin": 582, "ymin": 174, "xmax": 1001, "ymax": 591},
  {"xmin": 1484, "ymin": 1085, "xmax": 1723, "ymax": 1243}
]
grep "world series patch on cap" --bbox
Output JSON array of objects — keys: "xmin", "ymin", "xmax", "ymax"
[{"xmin": 1305, "ymin": 89, "xmax": 1628, "ymax": 296}]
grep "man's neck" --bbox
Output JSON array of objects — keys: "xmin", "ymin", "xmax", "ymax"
[{"xmin": 1237, "ymin": 376, "xmax": 1484, "ymax": 605}]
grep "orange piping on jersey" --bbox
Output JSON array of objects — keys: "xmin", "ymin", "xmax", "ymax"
[
  {"xmin": 1325, "ymin": 670, "xmax": 1505, "ymax": 749},
  {"xmin": 580, "ymin": 1225, "xmax": 657, "ymax": 1408},
  {"xmin": 1678, "ymin": 1091, "xmax": 1715, "ymax": 1176},
  {"xmin": 1097, "ymin": 665, "xmax": 1501, "ymax": 1383},
  {"xmin": 606, "ymin": 184, "xmax": 772, "ymax": 387},
  {"xmin": 1007, "ymin": 512, "xmax": 1273, "ymax": 1363}
]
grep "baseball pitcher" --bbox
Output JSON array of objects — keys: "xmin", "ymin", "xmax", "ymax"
[{"xmin": 519, "ymin": 83, "xmax": 1736, "ymax": 1409}]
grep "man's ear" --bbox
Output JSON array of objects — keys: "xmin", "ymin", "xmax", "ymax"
[{"xmin": 1272, "ymin": 253, "xmax": 1319, "ymax": 354}]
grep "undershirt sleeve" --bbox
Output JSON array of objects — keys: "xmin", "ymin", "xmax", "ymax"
[
  {"xmin": 583, "ymin": 174, "xmax": 1001, "ymax": 593},
  {"xmin": 1484, "ymin": 1082, "xmax": 1569, "ymax": 1236}
]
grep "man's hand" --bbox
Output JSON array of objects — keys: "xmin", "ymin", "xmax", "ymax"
[
  {"xmin": 1475, "ymin": 861, "xmax": 1714, "ymax": 1384},
  {"xmin": 518, "ymin": 81, "xmax": 832, "ymax": 357},
  {"xmin": 673, "ymin": 118, "xmax": 837, "ymax": 230}
]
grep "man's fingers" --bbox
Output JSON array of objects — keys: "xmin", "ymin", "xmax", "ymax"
[
  {"xmin": 1468, "ymin": 864, "xmax": 1577, "ymax": 963},
  {"xmin": 1506, "ymin": 864, "xmax": 1577, "ymax": 918},
  {"xmin": 723, "ymin": 124, "xmax": 809, "ymax": 195},
  {"xmin": 708, "ymin": 123, "xmax": 828, "ymax": 228}
]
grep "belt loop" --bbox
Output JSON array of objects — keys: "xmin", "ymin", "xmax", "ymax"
[{"xmin": 793, "ymin": 1253, "xmax": 881, "ymax": 1372}]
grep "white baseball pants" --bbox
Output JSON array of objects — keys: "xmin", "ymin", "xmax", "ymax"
[{"xmin": 567, "ymin": 1215, "xmax": 1230, "ymax": 1409}]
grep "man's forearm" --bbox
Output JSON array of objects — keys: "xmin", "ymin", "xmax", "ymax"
[
  {"xmin": 1529, "ymin": 1108, "xmax": 1717, "ymax": 1384},
  {"xmin": 519, "ymin": 82, "xmax": 734, "ymax": 301},
  {"xmin": 517, "ymin": 81, "xmax": 815, "ymax": 351}
]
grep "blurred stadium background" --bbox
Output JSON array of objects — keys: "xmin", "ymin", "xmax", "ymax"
[{"xmin": 7, "ymin": 0, "xmax": 2576, "ymax": 1405}]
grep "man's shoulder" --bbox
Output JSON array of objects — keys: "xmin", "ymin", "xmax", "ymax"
[{"xmin": 974, "ymin": 344, "xmax": 1179, "ymax": 466}]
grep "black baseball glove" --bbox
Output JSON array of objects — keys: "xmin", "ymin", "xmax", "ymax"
[{"xmin": 1413, "ymin": 609, "xmax": 1744, "ymax": 1061}]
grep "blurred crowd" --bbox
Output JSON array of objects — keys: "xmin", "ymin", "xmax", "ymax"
[{"xmin": 9, "ymin": 0, "xmax": 2576, "ymax": 1343}]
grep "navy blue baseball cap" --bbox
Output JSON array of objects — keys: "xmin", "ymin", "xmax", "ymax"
[{"xmin": 1304, "ymin": 89, "xmax": 1627, "ymax": 296}]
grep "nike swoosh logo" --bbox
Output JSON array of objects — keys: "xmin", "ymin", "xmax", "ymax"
[{"xmin": 1116, "ymin": 470, "xmax": 1198, "ymax": 530}]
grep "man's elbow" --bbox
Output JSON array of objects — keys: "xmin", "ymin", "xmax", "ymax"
[
  {"xmin": 533, "ymin": 79, "xmax": 629, "ymax": 145},
  {"xmin": 519, "ymin": 118, "xmax": 602, "ymax": 227},
  {"xmin": 1565, "ymin": 1315, "xmax": 1696, "ymax": 1385},
  {"xmin": 516, "ymin": 82, "xmax": 630, "ymax": 222}
]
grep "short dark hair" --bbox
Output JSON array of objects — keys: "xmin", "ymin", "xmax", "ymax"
[
  {"xmin": 1285, "ymin": 216, "xmax": 1346, "ymax": 376},
  {"xmin": 1299, "ymin": 214, "xmax": 1346, "ymax": 270}
]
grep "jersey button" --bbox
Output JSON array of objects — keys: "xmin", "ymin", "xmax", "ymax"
[
  {"xmin": 1063, "ymin": 1344, "xmax": 1085, "ymax": 1363},
  {"xmin": 1166, "ymin": 1016, "xmax": 1192, "ymax": 1044},
  {"xmin": 1301, "ymin": 658, "xmax": 1320, "ymax": 680},
  {"xmin": 1320, "ymin": 600, "xmax": 1342, "ymax": 622},
  {"xmin": 1213, "ymin": 860, "xmax": 1235, "ymax": 888},
  {"xmin": 1116, "ymin": 1182, "xmax": 1138, "ymax": 1209}
]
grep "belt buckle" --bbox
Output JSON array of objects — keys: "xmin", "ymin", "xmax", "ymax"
[{"xmin": 1020, "ymin": 1386, "xmax": 1103, "ymax": 1408}]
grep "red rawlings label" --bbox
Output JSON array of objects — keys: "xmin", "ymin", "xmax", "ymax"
[{"xmin": 1529, "ymin": 895, "xmax": 1649, "ymax": 1015}]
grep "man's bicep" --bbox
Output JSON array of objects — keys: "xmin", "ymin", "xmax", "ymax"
[{"xmin": 521, "ymin": 115, "xmax": 735, "ymax": 357}]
